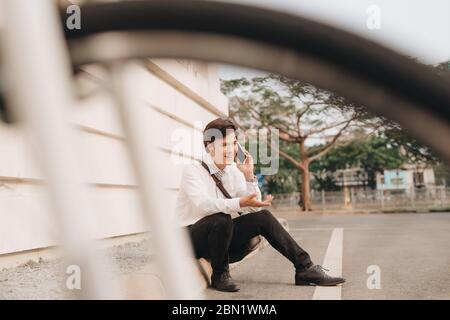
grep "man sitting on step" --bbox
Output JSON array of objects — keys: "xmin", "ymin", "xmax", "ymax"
[{"xmin": 175, "ymin": 117, "xmax": 345, "ymax": 292}]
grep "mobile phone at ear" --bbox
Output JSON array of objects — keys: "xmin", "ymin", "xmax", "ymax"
[{"xmin": 236, "ymin": 142, "xmax": 247, "ymax": 163}]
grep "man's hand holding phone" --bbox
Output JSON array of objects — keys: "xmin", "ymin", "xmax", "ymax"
[
  {"xmin": 236, "ymin": 143, "xmax": 255, "ymax": 182},
  {"xmin": 239, "ymin": 193, "xmax": 274, "ymax": 208}
]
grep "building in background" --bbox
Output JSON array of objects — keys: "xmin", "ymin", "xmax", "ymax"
[{"xmin": 376, "ymin": 164, "xmax": 436, "ymax": 193}]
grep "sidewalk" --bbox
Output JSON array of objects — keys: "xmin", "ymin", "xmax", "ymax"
[
  {"xmin": 0, "ymin": 218, "xmax": 289, "ymax": 299},
  {"xmin": 272, "ymin": 207, "xmax": 450, "ymax": 220},
  {"xmin": 120, "ymin": 218, "xmax": 289, "ymax": 299}
]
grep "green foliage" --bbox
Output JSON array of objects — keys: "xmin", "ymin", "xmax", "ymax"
[
  {"xmin": 250, "ymin": 140, "xmax": 301, "ymax": 194},
  {"xmin": 265, "ymin": 169, "xmax": 300, "ymax": 194},
  {"xmin": 310, "ymin": 136, "xmax": 407, "ymax": 189},
  {"xmin": 220, "ymin": 60, "xmax": 450, "ymax": 195},
  {"xmin": 433, "ymin": 60, "xmax": 450, "ymax": 75},
  {"xmin": 221, "ymin": 74, "xmax": 378, "ymax": 135},
  {"xmin": 383, "ymin": 128, "xmax": 440, "ymax": 163}
]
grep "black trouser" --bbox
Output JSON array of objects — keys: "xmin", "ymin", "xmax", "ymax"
[{"xmin": 186, "ymin": 209, "xmax": 313, "ymax": 275}]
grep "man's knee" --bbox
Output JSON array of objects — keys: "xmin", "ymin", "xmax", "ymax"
[
  {"xmin": 210, "ymin": 212, "xmax": 233, "ymax": 229},
  {"xmin": 254, "ymin": 209, "xmax": 278, "ymax": 227},
  {"xmin": 257, "ymin": 209, "xmax": 274, "ymax": 220}
]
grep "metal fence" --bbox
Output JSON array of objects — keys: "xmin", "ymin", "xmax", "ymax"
[{"xmin": 271, "ymin": 186, "xmax": 450, "ymax": 212}]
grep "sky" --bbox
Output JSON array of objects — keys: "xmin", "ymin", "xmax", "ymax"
[
  {"xmin": 218, "ymin": 0, "xmax": 450, "ymax": 79},
  {"xmin": 216, "ymin": 0, "xmax": 450, "ymax": 147}
]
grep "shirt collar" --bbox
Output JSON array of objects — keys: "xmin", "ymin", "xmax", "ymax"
[{"xmin": 202, "ymin": 152, "xmax": 229, "ymax": 175}]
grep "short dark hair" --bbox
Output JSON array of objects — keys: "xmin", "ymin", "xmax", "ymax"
[{"xmin": 203, "ymin": 117, "xmax": 238, "ymax": 148}]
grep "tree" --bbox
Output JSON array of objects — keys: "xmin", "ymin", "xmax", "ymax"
[
  {"xmin": 221, "ymin": 74, "xmax": 385, "ymax": 211},
  {"xmin": 433, "ymin": 60, "xmax": 450, "ymax": 74},
  {"xmin": 429, "ymin": 60, "xmax": 450, "ymax": 186},
  {"xmin": 383, "ymin": 126, "xmax": 440, "ymax": 164},
  {"xmin": 310, "ymin": 135, "xmax": 407, "ymax": 190},
  {"xmin": 254, "ymin": 140, "xmax": 301, "ymax": 195}
]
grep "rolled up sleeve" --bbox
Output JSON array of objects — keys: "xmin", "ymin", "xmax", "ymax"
[{"xmin": 234, "ymin": 170, "xmax": 263, "ymax": 214}]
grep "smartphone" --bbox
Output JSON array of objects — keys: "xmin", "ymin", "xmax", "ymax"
[{"xmin": 236, "ymin": 142, "xmax": 247, "ymax": 163}]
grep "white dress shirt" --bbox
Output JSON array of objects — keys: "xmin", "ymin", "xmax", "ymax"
[{"xmin": 174, "ymin": 152, "xmax": 262, "ymax": 227}]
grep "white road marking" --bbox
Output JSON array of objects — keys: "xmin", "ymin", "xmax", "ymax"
[{"xmin": 312, "ymin": 228, "xmax": 344, "ymax": 300}]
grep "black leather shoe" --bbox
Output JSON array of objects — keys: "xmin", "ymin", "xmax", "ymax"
[
  {"xmin": 211, "ymin": 271, "xmax": 240, "ymax": 292},
  {"xmin": 295, "ymin": 265, "xmax": 346, "ymax": 286}
]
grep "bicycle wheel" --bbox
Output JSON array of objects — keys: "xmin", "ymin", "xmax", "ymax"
[{"xmin": 60, "ymin": 0, "xmax": 450, "ymax": 160}]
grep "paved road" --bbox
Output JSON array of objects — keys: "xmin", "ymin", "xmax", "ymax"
[{"xmin": 204, "ymin": 212, "xmax": 450, "ymax": 300}]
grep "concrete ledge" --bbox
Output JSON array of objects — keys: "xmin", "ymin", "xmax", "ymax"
[
  {"xmin": 120, "ymin": 218, "xmax": 289, "ymax": 299},
  {"xmin": 119, "ymin": 237, "xmax": 269, "ymax": 299},
  {"xmin": 0, "ymin": 232, "xmax": 150, "ymax": 270},
  {"xmin": 1, "ymin": 218, "xmax": 289, "ymax": 299}
]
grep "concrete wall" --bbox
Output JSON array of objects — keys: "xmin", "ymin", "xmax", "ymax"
[{"xmin": 0, "ymin": 59, "xmax": 227, "ymax": 257}]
